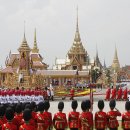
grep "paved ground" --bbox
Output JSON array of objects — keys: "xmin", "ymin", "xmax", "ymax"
[{"xmin": 49, "ymin": 88, "xmax": 126, "ymax": 121}]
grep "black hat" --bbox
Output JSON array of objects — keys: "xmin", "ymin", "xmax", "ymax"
[
  {"xmin": 125, "ymin": 101, "xmax": 130, "ymax": 111},
  {"xmin": 98, "ymin": 100, "xmax": 104, "ymax": 110},
  {"xmin": 15, "ymin": 103, "xmax": 22, "ymax": 114},
  {"xmin": 5, "ymin": 107, "xmax": 14, "ymax": 121},
  {"xmin": 58, "ymin": 101, "xmax": 64, "ymax": 111},
  {"xmin": 0, "ymin": 105, "xmax": 6, "ymax": 117},
  {"xmin": 23, "ymin": 109, "xmax": 32, "ymax": 121},
  {"xmin": 22, "ymin": 103, "xmax": 26, "ymax": 111},
  {"xmin": 25, "ymin": 104, "xmax": 31, "ymax": 110},
  {"xmin": 44, "ymin": 101, "xmax": 50, "ymax": 110},
  {"xmin": 38, "ymin": 102, "xmax": 44, "ymax": 112},
  {"xmin": 71, "ymin": 100, "xmax": 78, "ymax": 110},
  {"xmin": 30, "ymin": 102, "xmax": 36, "ymax": 110},
  {"xmin": 85, "ymin": 99, "xmax": 91, "ymax": 110},
  {"xmin": 81, "ymin": 100, "xmax": 87, "ymax": 111},
  {"xmin": 109, "ymin": 99, "xmax": 116, "ymax": 109}
]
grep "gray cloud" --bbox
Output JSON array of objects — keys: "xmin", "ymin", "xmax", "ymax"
[{"xmin": 0, "ymin": 0, "xmax": 130, "ymax": 68}]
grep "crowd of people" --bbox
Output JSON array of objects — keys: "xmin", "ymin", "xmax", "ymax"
[
  {"xmin": 0, "ymin": 98, "xmax": 129, "ymax": 130},
  {"xmin": 0, "ymin": 86, "xmax": 56, "ymax": 104},
  {"xmin": 105, "ymin": 87, "xmax": 128, "ymax": 101}
]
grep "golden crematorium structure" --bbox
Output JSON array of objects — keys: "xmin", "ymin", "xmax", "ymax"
[
  {"xmin": 0, "ymin": 10, "xmax": 103, "ymax": 88},
  {"xmin": 1, "ymin": 29, "xmax": 48, "ymax": 88}
]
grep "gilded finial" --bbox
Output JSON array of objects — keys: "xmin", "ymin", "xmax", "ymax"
[
  {"xmin": 76, "ymin": 6, "xmax": 79, "ymax": 32},
  {"xmin": 111, "ymin": 45, "xmax": 120, "ymax": 72},
  {"xmin": 96, "ymin": 44, "xmax": 99, "ymax": 59},
  {"xmin": 32, "ymin": 28, "xmax": 39, "ymax": 53},
  {"xmin": 34, "ymin": 28, "xmax": 37, "ymax": 43},
  {"xmin": 23, "ymin": 21, "xmax": 27, "ymax": 42}
]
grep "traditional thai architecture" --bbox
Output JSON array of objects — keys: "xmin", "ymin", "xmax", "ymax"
[
  {"xmin": 0, "ymin": 9, "xmax": 104, "ymax": 88},
  {"xmin": 94, "ymin": 47, "xmax": 102, "ymax": 70},
  {"xmin": 31, "ymin": 29, "xmax": 48, "ymax": 70},
  {"xmin": 53, "ymin": 8, "xmax": 90, "ymax": 71},
  {"xmin": 111, "ymin": 46, "xmax": 120, "ymax": 72},
  {"xmin": 1, "ymin": 29, "xmax": 48, "ymax": 88}
]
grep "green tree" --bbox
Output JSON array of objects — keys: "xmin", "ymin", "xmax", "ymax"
[
  {"xmin": 91, "ymin": 69, "xmax": 101, "ymax": 83},
  {"xmin": 106, "ymin": 69, "xmax": 112, "ymax": 85}
]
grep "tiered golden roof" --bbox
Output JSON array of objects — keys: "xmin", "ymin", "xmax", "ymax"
[
  {"xmin": 111, "ymin": 46, "xmax": 120, "ymax": 72},
  {"xmin": 32, "ymin": 28, "xmax": 39, "ymax": 53},
  {"xmin": 68, "ymin": 8, "xmax": 86, "ymax": 55},
  {"xmin": 18, "ymin": 32, "xmax": 31, "ymax": 52}
]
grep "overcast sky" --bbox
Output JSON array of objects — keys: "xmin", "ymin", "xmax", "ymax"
[{"xmin": 0, "ymin": 0, "xmax": 130, "ymax": 68}]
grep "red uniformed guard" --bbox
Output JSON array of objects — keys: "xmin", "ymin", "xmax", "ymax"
[
  {"xmin": 30, "ymin": 101, "xmax": 37, "ymax": 120},
  {"xmin": 43, "ymin": 101, "xmax": 52, "ymax": 130},
  {"xmin": 123, "ymin": 88, "xmax": 128, "ymax": 101},
  {"xmin": 53, "ymin": 101, "xmax": 67, "ymax": 130},
  {"xmin": 2, "ymin": 107, "xmax": 17, "ymax": 130},
  {"xmin": 107, "ymin": 99, "xmax": 121, "ymax": 130},
  {"xmin": 19, "ymin": 109, "xmax": 35, "ymax": 130},
  {"xmin": 122, "ymin": 101, "xmax": 130, "ymax": 130},
  {"xmin": 0, "ymin": 105, "xmax": 6, "ymax": 130},
  {"xmin": 105, "ymin": 87, "xmax": 111, "ymax": 100},
  {"xmin": 78, "ymin": 100, "xmax": 93, "ymax": 130},
  {"xmin": 111, "ymin": 88, "xmax": 117, "ymax": 100},
  {"xmin": 70, "ymin": 87, "xmax": 75, "ymax": 100},
  {"xmin": 117, "ymin": 87, "xmax": 122, "ymax": 100},
  {"xmin": 68, "ymin": 100, "xmax": 79, "ymax": 130},
  {"xmin": 35, "ymin": 102, "xmax": 45, "ymax": 130},
  {"xmin": 95, "ymin": 100, "xmax": 107, "ymax": 130},
  {"xmin": 13, "ymin": 103, "xmax": 23, "ymax": 129},
  {"xmin": 24, "ymin": 104, "xmax": 36, "ymax": 128}
]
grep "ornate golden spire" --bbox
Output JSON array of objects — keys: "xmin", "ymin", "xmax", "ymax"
[
  {"xmin": 32, "ymin": 28, "xmax": 39, "ymax": 53},
  {"xmin": 18, "ymin": 22, "xmax": 31, "ymax": 52},
  {"xmin": 68, "ymin": 7, "xmax": 86, "ymax": 55},
  {"xmin": 111, "ymin": 46, "xmax": 120, "ymax": 72},
  {"xmin": 74, "ymin": 6, "xmax": 81, "ymax": 42},
  {"xmin": 23, "ymin": 21, "xmax": 27, "ymax": 43}
]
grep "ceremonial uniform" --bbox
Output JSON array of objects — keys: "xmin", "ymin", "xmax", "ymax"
[
  {"xmin": 42, "ymin": 101, "xmax": 52, "ymax": 130},
  {"xmin": 43, "ymin": 111, "xmax": 52, "ymax": 130},
  {"xmin": 122, "ymin": 112, "xmax": 130, "ymax": 130},
  {"xmin": 35, "ymin": 102, "xmax": 45, "ymax": 130},
  {"xmin": 122, "ymin": 101, "xmax": 130, "ymax": 130},
  {"xmin": 111, "ymin": 88, "xmax": 116, "ymax": 100},
  {"xmin": 123, "ymin": 88, "xmax": 128, "ymax": 101},
  {"xmin": 2, "ymin": 107, "xmax": 17, "ymax": 130},
  {"xmin": 35, "ymin": 112, "xmax": 45, "ymax": 130},
  {"xmin": 95, "ymin": 111, "xmax": 107, "ymax": 130},
  {"xmin": 70, "ymin": 88, "xmax": 75, "ymax": 100},
  {"xmin": 68, "ymin": 100, "xmax": 79, "ymax": 130},
  {"xmin": 0, "ymin": 105, "xmax": 6, "ymax": 129},
  {"xmin": 19, "ymin": 122, "xmax": 35, "ymax": 130},
  {"xmin": 53, "ymin": 112, "xmax": 67, "ymax": 130},
  {"xmin": 53, "ymin": 101, "xmax": 67, "ymax": 130},
  {"xmin": 117, "ymin": 87, "xmax": 122, "ymax": 100},
  {"xmin": 79, "ymin": 111, "xmax": 93, "ymax": 130},
  {"xmin": 0, "ymin": 117, "xmax": 6, "ymax": 130},
  {"xmin": 95, "ymin": 100, "xmax": 107, "ymax": 130},
  {"xmin": 107, "ymin": 110, "xmax": 121, "ymax": 129},
  {"xmin": 68, "ymin": 111, "xmax": 79, "ymax": 130},
  {"xmin": 79, "ymin": 100, "xmax": 93, "ymax": 130},
  {"xmin": 20, "ymin": 109, "xmax": 35, "ymax": 130},
  {"xmin": 13, "ymin": 113, "xmax": 23, "ymax": 129},
  {"xmin": 105, "ymin": 88, "xmax": 111, "ymax": 100},
  {"xmin": 107, "ymin": 99, "xmax": 121, "ymax": 130},
  {"xmin": 2, "ymin": 122, "xmax": 17, "ymax": 130}
]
